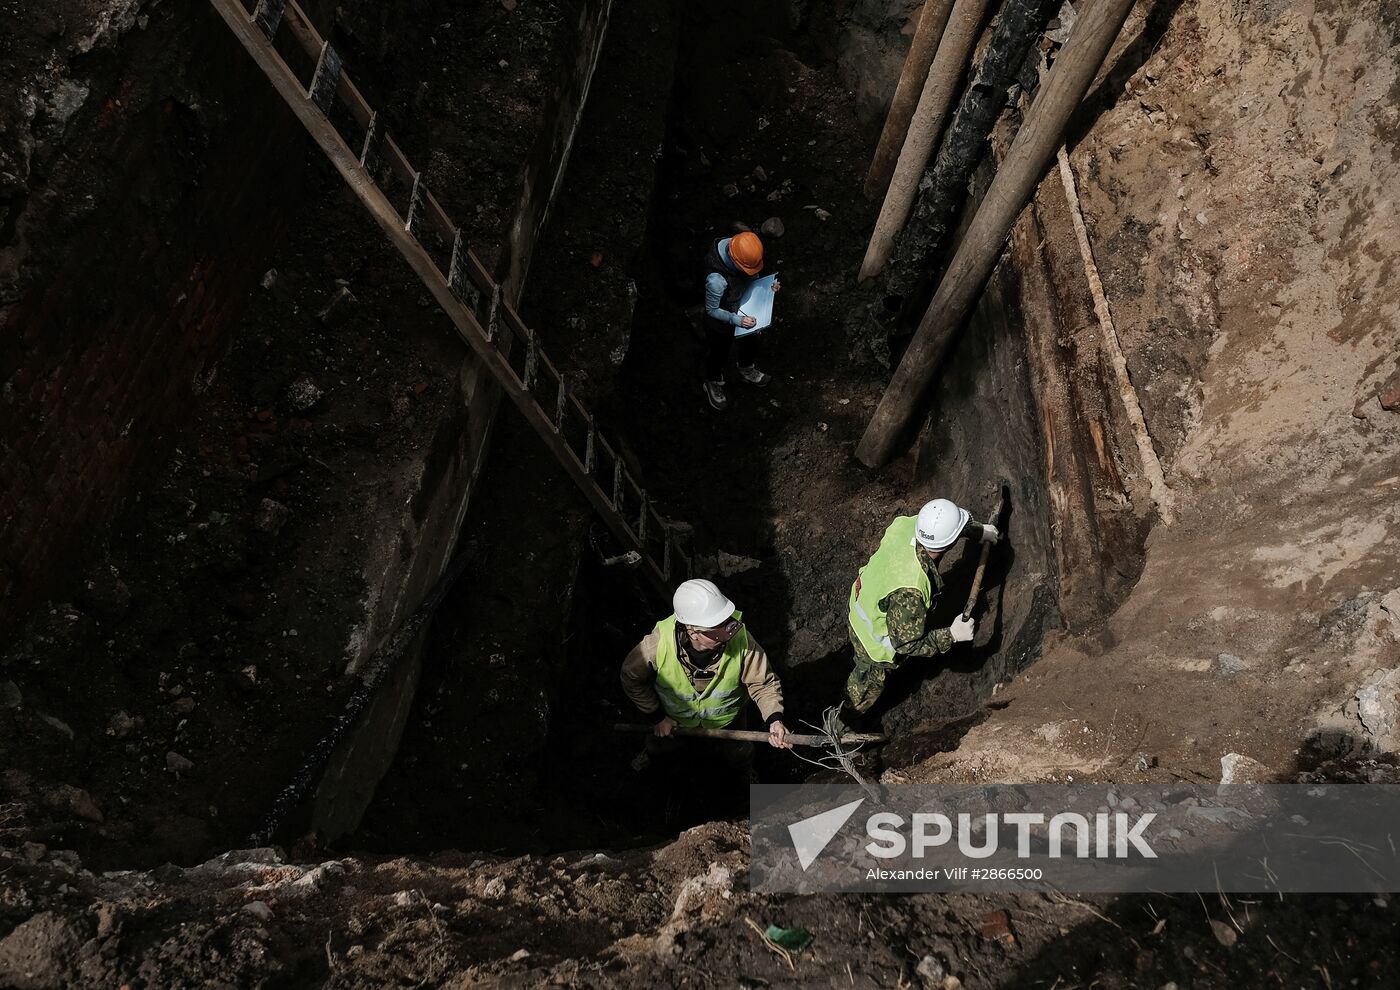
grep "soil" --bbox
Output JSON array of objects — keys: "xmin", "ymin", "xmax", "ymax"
[
  {"xmin": 1, "ymin": 0, "xmax": 575, "ymax": 869},
  {"xmin": 4, "ymin": 0, "xmax": 1400, "ymax": 985}
]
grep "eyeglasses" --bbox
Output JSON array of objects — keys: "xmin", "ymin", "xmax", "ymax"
[{"xmin": 686, "ymin": 618, "xmax": 742, "ymax": 644}]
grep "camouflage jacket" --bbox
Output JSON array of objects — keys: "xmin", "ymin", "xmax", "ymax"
[{"xmin": 851, "ymin": 561, "xmax": 953, "ymax": 665}]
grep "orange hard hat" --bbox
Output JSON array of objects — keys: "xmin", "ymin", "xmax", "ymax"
[{"xmin": 729, "ymin": 232, "xmax": 764, "ymax": 275}]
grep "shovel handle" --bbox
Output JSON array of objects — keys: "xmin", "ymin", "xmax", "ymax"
[{"xmin": 962, "ymin": 487, "xmax": 1008, "ymax": 621}]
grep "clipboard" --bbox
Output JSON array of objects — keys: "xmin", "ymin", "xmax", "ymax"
[{"xmin": 735, "ymin": 273, "xmax": 778, "ymax": 337}]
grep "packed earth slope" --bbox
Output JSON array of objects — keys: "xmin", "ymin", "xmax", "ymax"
[{"xmin": 910, "ymin": 0, "xmax": 1400, "ymax": 787}]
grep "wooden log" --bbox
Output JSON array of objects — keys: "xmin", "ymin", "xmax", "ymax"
[
  {"xmin": 882, "ymin": 0, "xmax": 1052, "ymax": 301},
  {"xmin": 858, "ymin": 0, "xmax": 992, "ymax": 282},
  {"xmin": 611, "ymin": 723, "xmax": 887, "ymax": 747},
  {"xmin": 864, "ymin": 0, "xmax": 958, "ymax": 200},
  {"xmin": 856, "ymin": 0, "xmax": 1135, "ymax": 468}
]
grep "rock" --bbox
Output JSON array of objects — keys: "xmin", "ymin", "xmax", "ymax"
[
  {"xmin": 292, "ymin": 862, "xmax": 346, "ymax": 892},
  {"xmin": 166, "ymin": 751, "xmax": 194, "ymax": 773},
  {"xmin": 916, "ymin": 955, "xmax": 947, "ymax": 986},
  {"xmin": 286, "ymin": 375, "xmax": 323, "ymax": 413},
  {"xmin": 482, "ymin": 876, "xmax": 507, "ymax": 899},
  {"xmin": 45, "ymin": 785, "xmax": 103, "ymax": 823},
  {"xmin": 0, "ymin": 911, "xmax": 85, "ymax": 990},
  {"xmin": 1215, "ymin": 653, "xmax": 1246, "ymax": 674},
  {"xmin": 979, "ymin": 909, "xmax": 1014, "ymax": 943},
  {"xmin": 752, "ymin": 165, "xmax": 768, "ymax": 182},
  {"xmin": 1219, "ymin": 753, "xmax": 1271, "ymax": 784},
  {"xmin": 260, "ymin": 269, "xmax": 278, "ymax": 290},
  {"xmin": 317, "ymin": 285, "xmax": 357, "ymax": 328},
  {"xmin": 1356, "ymin": 668, "xmax": 1400, "ymax": 743},
  {"xmin": 173, "ymin": 696, "xmax": 196, "ymax": 714},
  {"xmin": 253, "ymin": 498, "xmax": 292, "ymax": 535},
  {"xmin": 107, "ymin": 710, "xmax": 136, "ymax": 738},
  {"xmin": 501, "ymin": 0, "xmax": 517, "ymax": 9},
  {"xmin": 38, "ymin": 714, "xmax": 74, "ymax": 739},
  {"xmin": 760, "ymin": 216, "xmax": 785, "ymax": 238},
  {"xmin": 722, "ymin": 183, "xmax": 739, "ymax": 198},
  {"xmin": 243, "ymin": 901, "xmax": 274, "ymax": 922},
  {"xmin": 509, "ymin": 949, "xmax": 531, "ymax": 963},
  {"xmin": 75, "ymin": 564, "xmax": 130, "ymax": 622},
  {"xmin": 0, "ymin": 680, "xmax": 21, "ymax": 709},
  {"xmin": 1377, "ymin": 367, "xmax": 1400, "ymax": 412},
  {"xmin": 21, "ymin": 842, "xmax": 46, "ymax": 862},
  {"xmin": 1208, "ymin": 919, "xmax": 1238, "ymax": 947}
]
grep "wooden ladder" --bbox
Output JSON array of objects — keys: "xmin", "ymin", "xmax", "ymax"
[{"xmin": 208, "ymin": 0, "xmax": 688, "ymax": 594}]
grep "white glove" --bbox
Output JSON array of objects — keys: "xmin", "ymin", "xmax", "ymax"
[
  {"xmin": 949, "ymin": 615, "xmax": 975, "ymax": 643},
  {"xmin": 981, "ymin": 523, "xmax": 1000, "ymax": 545}
]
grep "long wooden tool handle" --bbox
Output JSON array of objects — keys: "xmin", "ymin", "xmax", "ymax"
[
  {"xmin": 611, "ymin": 723, "xmax": 886, "ymax": 747},
  {"xmin": 961, "ymin": 488, "xmax": 1008, "ymax": 621}
]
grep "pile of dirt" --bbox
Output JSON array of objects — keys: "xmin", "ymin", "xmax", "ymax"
[{"xmin": 4, "ymin": 830, "xmax": 1398, "ymax": 988}]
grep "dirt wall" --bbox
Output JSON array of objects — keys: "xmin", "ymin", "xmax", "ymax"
[{"xmin": 0, "ymin": 0, "xmax": 333, "ymax": 628}]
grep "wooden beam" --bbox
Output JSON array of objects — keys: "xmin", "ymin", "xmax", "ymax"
[
  {"xmin": 856, "ymin": 0, "xmax": 1136, "ymax": 467},
  {"xmin": 858, "ymin": 0, "xmax": 991, "ymax": 281},
  {"xmin": 864, "ymin": 0, "xmax": 958, "ymax": 200}
]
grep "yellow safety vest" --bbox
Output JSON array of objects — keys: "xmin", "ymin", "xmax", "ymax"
[
  {"xmin": 848, "ymin": 516, "xmax": 932, "ymax": 664},
  {"xmin": 652, "ymin": 612, "xmax": 747, "ymax": 728}
]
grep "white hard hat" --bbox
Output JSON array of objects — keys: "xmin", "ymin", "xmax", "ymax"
[
  {"xmin": 672, "ymin": 578, "xmax": 736, "ymax": 627},
  {"xmin": 914, "ymin": 498, "xmax": 970, "ymax": 550}
]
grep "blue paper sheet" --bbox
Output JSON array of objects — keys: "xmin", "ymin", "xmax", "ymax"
[{"xmin": 735, "ymin": 273, "xmax": 778, "ymax": 337}]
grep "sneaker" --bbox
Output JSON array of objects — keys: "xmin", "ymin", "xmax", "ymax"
[
  {"xmin": 736, "ymin": 364, "xmax": 771, "ymax": 386},
  {"xmin": 703, "ymin": 380, "xmax": 729, "ymax": 411}
]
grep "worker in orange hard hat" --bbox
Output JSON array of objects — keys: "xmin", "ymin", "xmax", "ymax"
[{"xmin": 701, "ymin": 230, "xmax": 780, "ymax": 411}]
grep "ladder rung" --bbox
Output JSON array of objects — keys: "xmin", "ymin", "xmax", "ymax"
[
  {"xmin": 554, "ymin": 379, "xmax": 567, "ymax": 433},
  {"xmin": 405, "ymin": 171, "xmax": 424, "ymax": 233},
  {"xmin": 358, "ymin": 111, "xmax": 380, "ymax": 172},
  {"xmin": 447, "ymin": 229, "xmax": 481, "ymax": 313},
  {"xmin": 209, "ymin": 0, "xmax": 692, "ymax": 599},
  {"xmin": 485, "ymin": 284, "xmax": 502, "ymax": 344},
  {"xmin": 523, "ymin": 332, "xmax": 540, "ymax": 390},
  {"xmin": 252, "ymin": 0, "xmax": 286, "ymax": 38},
  {"xmin": 308, "ymin": 41, "xmax": 342, "ymax": 114}
]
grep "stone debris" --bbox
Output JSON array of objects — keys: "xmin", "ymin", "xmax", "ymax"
[
  {"xmin": 1219, "ymin": 752, "xmax": 1271, "ymax": 784},
  {"xmin": 76, "ymin": 564, "xmax": 131, "ymax": 622},
  {"xmin": 166, "ymin": 751, "xmax": 194, "ymax": 773},
  {"xmin": 38, "ymin": 714, "xmax": 74, "ymax": 739},
  {"xmin": 759, "ymin": 216, "xmax": 785, "ymax": 238},
  {"xmin": 1215, "ymin": 653, "xmax": 1246, "ymax": 674},
  {"xmin": 243, "ymin": 901, "xmax": 274, "ymax": 922},
  {"xmin": 0, "ymin": 681, "xmax": 21, "ymax": 709},
  {"xmin": 1209, "ymin": 919, "xmax": 1239, "ymax": 947},
  {"xmin": 316, "ymin": 285, "xmax": 357, "ymax": 328},
  {"xmin": 1355, "ymin": 668, "xmax": 1400, "ymax": 747},
  {"xmin": 286, "ymin": 375, "xmax": 323, "ymax": 413},
  {"xmin": 45, "ymin": 785, "xmax": 103, "ymax": 823},
  {"xmin": 254, "ymin": 498, "xmax": 292, "ymax": 535}
]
